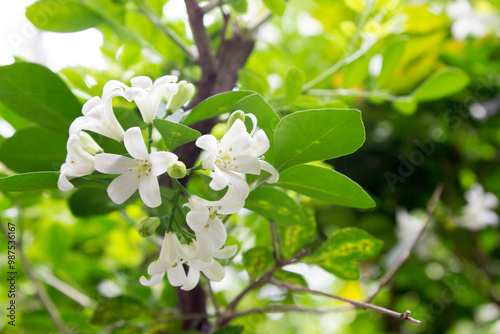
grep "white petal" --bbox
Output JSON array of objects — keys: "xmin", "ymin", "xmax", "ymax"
[
  {"xmin": 131, "ymin": 76, "xmax": 153, "ymax": 89},
  {"xmin": 181, "ymin": 268, "xmax": 200, "ymax": 291},
  {"xmin": 202, "ymin": 260, "xmax": 225, "ymax": 282},
  {"xmin": 82, "ymin": 96, "xmax": 101, "ymax": 116},
  {"xmin": 220, "ymin": 119, "xmax": 251, "ymax": 154},
  {"xmin": 149, "ymin": 152, "xmax": 178, "ymax": 176},
  {"xmin": 94, "ymin": 154, "xmax": 136, "ymax": 174},
  {"xmin": 167, "ymin": 264, "xmax": 187, "ymax": 287},
  {"xmin": 154, "ymin": 75, "xmax": 178, "ymax": 86},
  {"xmin": 107, "ymin": 171, "xmax": 141, "ymax": 204},
  {"xmin": 475, "ymin": 211, "xmax": 499, "ymax": 226},
  {"xmin": 124, "ymin": 127, "xmax": 148, "ymax": 160},
  {"xmin": 148, "ymin": 259, "xmax": 172, "ymax": 275},
  {"xmin": 186, "ymin": 210, "xmax": 209, "ymax": 231},
  {"xmin": 163, "ymin": 232, "xmax": 181, "ymax": 263},
  {"xmin": 225, "ymin": 172, "xmax": 249, "ymax": 199},
  {"xmin": 210, "ymin": 167, "xmax": 230, "ymax": 191},
  {"xmin": 231, "ymin": 155, "xmax": 261, "ymax": 174},
  {"xmin": 484, "ymin": 193, "xmax": 499, "ymax": 208},
  {"xmin": 260, "ymin": 161, "xmax": 279, "ymax": 183},
  {"xmin": 140, "ymin": 272, "xmax": 165, "ymax": 286},
  {"xmin": 247, "ymin": 129, "xmax": 270, "ymax": 157},
  {"xmin": 213, "ymin": 245, "xmax": 238, "ymax": 259},
  {"xmin": 57, "ymin": 170, "xmax": 74, "ymax": 191},
  {"xmin": 196, "ymin": 135, "xmax": 218, "ymax": 157},
  {"xmin": 207, "ymin": 217, "xmax": 226, "ymax": 250},
  {"xmin": 139, "ymin": 174, "xmax": 161, "ymax": 208}
]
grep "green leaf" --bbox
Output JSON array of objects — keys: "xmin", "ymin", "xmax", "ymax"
[
  {"xmin": 262, "ymin": 0, "xmax": 286, "ymax": 16},
  {"xmin": 280, "ymin": 208, "xmax": 316, "ymax": 258},
  {"xmin": 245, "ymin": 186, "xmax": 305, "ymax": 227},
  {"xmin": 183, "ymin": 91, "xmax": 254, "ymax": 125},
  {"xmin": 274, "ymin": 269, "xmax": 308, "ymax": 287},
  {"xmin": 277, "ymin": 164, "xmax": 375, "ymax": 209},
  {"xmin": 91, "ymin": 296, "xmax": 151, "ymax": 325},
  {"xmin": 274, "ymin": 109, "xmax": 365, "ymax": 171},
  {"xmin": 242, "ymin": 247, "xmax": 273, "ymax": 280},
  {"xmin": 213, "ymin": 326, "xmax": 244, "ymax": 334},
  {"xmin": 117, "ymin": 43, "xmax": 142, "ymax": 68},
  {"xmin": 306, "ymin": 228, "xmax": 382, "ymax": 280},
  {"xmin": 227, "ymin": 0, "xmax": 248, "ymax": 13},
  {"xmin": 412, "ymin": 67, "xmax": 470, "ymax": 102},
  {"xmin": 343, "ymin": 56, "xmax": 369, "ymax": 88},
  {"xmin": 0, "ymin": 172, "xmax": 59, "ymax": 192},
  {"xmin": 0, "ymin": 127, "xmax": 66, "ymax": 173},
  {"xmin": 392, "ymin": 96, "xmax": 418, "ymax": 115},
  {"xmin": 376, "ymin": 39, "xmax": 407, "ymax": 87},
  {"xmin": 69, "ymin": 188, "xmax": 123, "ymax": 217},
  {"xmin": 285, "ymin": 67, "xmax": 306, "ymax": 103},
  {"xmin": 238, "ymin": 69, "xmax": 269, "ymax": 95},
  {"xmin": 153, "ymin": 119, "xmax": 201, "ymax": 151},
  {"xmin": 316, "ymin": 259, "xmax": 361, "ymax": 280},
  {"xmin": 26, "ymin": 0, "xmax": 103, "ymax": 33},
  {"xmin": 0, "ymin": 63, "xmax": 82, "ymax": 133}
]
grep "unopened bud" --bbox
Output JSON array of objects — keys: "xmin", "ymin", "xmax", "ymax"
[
  {"xmin": 137, "ymin": 217, "xmax": 161, "ymax": 237},
  {"xmin": 167, "ymin": 161, "xmax": 187, "ymax": 179},
  {"xmin": 225, "ymin": 110, "xmax": 245, "ymax": 133},
  {"xmin": 166, "ymin": 80, "xmax": 195, "ymax": 112},
  {"xmin": 80, "ymin": 132, "xmax": 102, "ymax": 155}
]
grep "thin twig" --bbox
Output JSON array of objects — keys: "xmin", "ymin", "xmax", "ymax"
[
  {"xmin": 366, "ymin": 185, "xmax": 443, "ymax": 303},
  {"xmin": 201, "ymin": 0, "xmax": 223, "ymax": 13},
  {"xmin": 270, "ymin": 278, "xmax": 422, "ymax": 326},
  {"xmin": 203, "ymin": 276, "xmax": 221, "ymax": 314},
  {"xmin": 36, "ymin": 270, "xmax": 93, "ymax": 308},
  {"xmin": 308, "ymin": 89, "xmax": 400, "ymax": 101},
  {"xmin": 136, "ymin": 0, "xmax": 197, "ymax": 62},
  {"xmin": 0, "ymin": 219, "xmax": 67, "ymax": 333},
  {"xmin": 232, "ymin": 304, "xmax": 353, "ymax": 317},
  {"xmin": 248, "ymin": 11, "xmax": 273, "ymax": 33}
]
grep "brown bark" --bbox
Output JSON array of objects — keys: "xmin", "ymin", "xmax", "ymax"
[{"xmin": 172, "ymin": 1, "xmax": 256, "ymax": 332}]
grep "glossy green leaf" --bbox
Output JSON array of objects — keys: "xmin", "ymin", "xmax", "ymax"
[
  {"xmin": 0, "ymin": 63, "xmax": 82, "ymax": 133},
  {"xmin": 0, "ymin": 127, "xmax": 66, "ymax": 173},
  {"xmin": 274, "ymin": 109, "xmax": 365, "ymax": 171},
  {"xmin": 183, "ymin": 91, "xmax": 254, "ymax": 125},
  {"xmin": 0, "ymin": 101, "xmax": 30, "ymax": 130},
  {"xmin": 153, "ymin": 119, "xmax": 201, "ymax": 151},
  {"xmin": 277, "ymin": 164, "xmax": 375, "ymax": 209},
  {"xmin": 343, "ymin": 55, "xmax": 369, "ymax": 88},
  {"xmin": 242, "ymin": 247, "xmax": 273, "ymax": 280},
  {"xmin": 245, "ymin": 186, "xmax": 305, "ymax": 227},
  {"xmin": 376, "ymin": 39, "xmax": 407, "ymax": 87},
  {"xmin": 316, "ymin": 259, "xmax": 361, "ymax": 280},
  {"xmin": 274, "ymin": 269, "xmax": 308, "ymax": 287},
  {"xmin": 0, "ymin": 172, "xmax": 59, "ymax": 192},
  {"xmin": 262, "ymin": 0, "xmax": 286, "ymax": 16},
  {"xmin": 412, "ymin": 67, "xmax": 470, "ymax": 102},
  {"xmin": 312, "ymin": 228, "xmax": 383, "ymax": 263},
  {"xmin": 285, "ymin": 67, "xmax": 306, "ymax": 103},
  {"xmin": 91, "ymin": 296, "xmax": 151, "ymax": 325},
  {"xmin": 117, "ymin": 43, "xmax": 143, "ymax": 68},
  {"xmin": 26, "ymin": 0, "xmax": 103, "ymax": 33},
  {"xmin": 238, "ymin": 69, "xmax": 269, "ymax": 95},
  {"xmin": 392, "ymin": 96, "xmax": 418, "ymax": 115},
  {"xmin": 227, "ymin": 0, "xmax": 248, "ymax": 13},
  {"xmin": 68, "ymin": 188, "xmax": 123, "ymax": 217}
]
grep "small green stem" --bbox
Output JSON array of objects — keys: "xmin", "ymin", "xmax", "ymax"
[
  {"xmin": 167, "ymin": 187, "xmax": 182, "ymax": 231},
  {"xmin": 147, "ymin": 123, "xmax": 153, "ymax": 154},
  {"xmin": 171, "ymin": 178, "xmax": 191, "ymax": 197},
  {"xmin": 187, "ymin": 165, "xmax": 203, "ymax": 175}
]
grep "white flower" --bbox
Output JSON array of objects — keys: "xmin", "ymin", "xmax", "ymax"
[
  {"xmin": 195, "ymin": 118, "xmax": 279, "ymax": 198},
  {"xmin": 125, "ymin": 75, "xmax": 179, "ymax": 124},
  {"xmin": 457, "ymin": 183, "xmax": 499, "ymax": 230},
  {"xmin": 70, "ymin": 80, "xmax": 128, "ymax": 141},
  {"xmin": 94, "ymin": 127, "xmax": 178, "ymax": 208},
  {"xmin": 140, "ymin": 232, "xmax": 237, "ymax": 290},
  {"xmin": 58, "ymin": 133, "xmax": 101, "ymax": 191},
  {"xmin": 185, "ymin": 187, "xmax": 244, "ymax": 259},
  {"xmin": 446, "ymin": 0, "xmax": 497, "ymax": 40}
]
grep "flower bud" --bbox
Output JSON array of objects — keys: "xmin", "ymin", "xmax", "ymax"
[
  {"xmin": 80, "ymin": 131, "xmax": 102, "ymax": 155},
  {"xmin": 225, "ymin": 110, "xmax": 245, "ymax": 133},
  {"xmin": 166, "ymin": 80, "xmax": 195, "ymax": 112},
  {"xmin": 137, "ymin": 217, "xmax": 161, "ymax": 237},
  {"xmin": 167, "ymin": 161, "xmax": 187, "ymax": 179}
]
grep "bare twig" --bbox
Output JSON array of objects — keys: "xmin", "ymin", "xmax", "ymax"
[
  {"xmin": 0, "ymin": 219, "xmax": 67, "ymax": 333},
  {"xmin": 203, "ymin": 276, "xmax": 221, "ymax": 314},
  {"xmin": 231, "ymin": 305, "xmax": 350, "ymax": 317},
  {"xmin": 201, "ymin": 0, "xmax": 223, "ymax": 13},
  {"xmin": 136, "ymin": 0, "xmax": 197, "ymax": 62},
  {"xmin": 270, "ymin": 278, "xmax": 422, "ymax": 326},
  {"xmin": 248, "ymin": 11, "xmax": 273, "ymax": 33},
  {"xmin": 36, "ymin": 270, "xmax": 93, "ymax": 308},
  {"xmin": 366, "ymin": 184, "xmax": 443, "ymax": 303}
]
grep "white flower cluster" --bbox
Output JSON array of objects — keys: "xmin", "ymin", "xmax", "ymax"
[
  {"xmin": 58, "ymin": 76, "xmax": 279, "ymax": 291},
  {"xmin": 456, "ymin": 183, "xmax": 499, "ymax": 231}
]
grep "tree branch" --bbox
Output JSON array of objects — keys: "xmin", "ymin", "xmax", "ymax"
[
  {"xmin": 201, "ymin": 0, "xmax": 223, "ymax": 13},
  {"xmin": 366, "ymin": 184, "xmax": 443, "ymax": 303},
  {"xmin": 0, "ymin": 218, "xmax": 67, "ymax": 333},
  {"xmin": 269, "ymin": 278, "xmax": 422, "ymax": 326}
]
